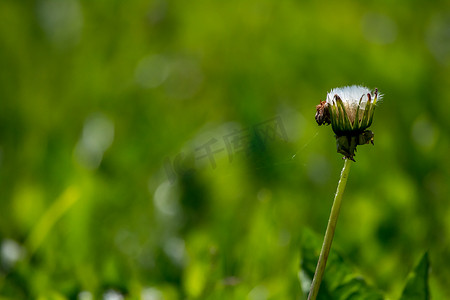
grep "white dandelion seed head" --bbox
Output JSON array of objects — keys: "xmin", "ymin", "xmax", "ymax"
[
  {"xmin": 316, "ymin": 85, "xmax": 383, "ymax": 160},
  {"xmin": 325, "ymin": 85, "xmax": 382, "ymax": 125},
  {"xmin": 326, "ymin": 85, "xmax": 381, "ymax": 109}
]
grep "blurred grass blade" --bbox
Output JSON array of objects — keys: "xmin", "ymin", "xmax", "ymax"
[
  {"xmin": 400, "ymin": 253, "xmax": 430, "ymax": 300},
  {"xmin": 25, "ymin": 186, "xmax": 80, "ymax": 256}
]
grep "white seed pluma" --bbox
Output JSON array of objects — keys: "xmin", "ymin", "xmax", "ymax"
[{"xmin": 326, "ymin": 85, "xmax": 382, "ymax": 110}]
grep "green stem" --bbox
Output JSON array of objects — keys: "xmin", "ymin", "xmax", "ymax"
[{"xmin": 307, "ymin": 158, "xmax": 352, "ymax": 300}]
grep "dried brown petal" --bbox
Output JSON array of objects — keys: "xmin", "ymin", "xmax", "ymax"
[{"xmin": 315, "ymin": 100, "xmax": 331, "ymax": 126}]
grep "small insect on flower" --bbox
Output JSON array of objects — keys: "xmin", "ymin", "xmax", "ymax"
[{"xmin": 315, "ymin": 85, "xmax": 382, "ymax": 161}]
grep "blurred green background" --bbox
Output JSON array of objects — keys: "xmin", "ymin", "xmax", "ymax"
[{"xmin": 1, "ymin": 0, "xmax": 449, "ymax": 299}]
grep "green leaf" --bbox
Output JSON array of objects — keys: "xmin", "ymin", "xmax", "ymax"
[
  {"xmin": 400, "ymin": 253, "xmax": 430, "ymax": 300},
  {"xmin": 300, "ymin": 228, "xmax": 385, "ymax": 300}
]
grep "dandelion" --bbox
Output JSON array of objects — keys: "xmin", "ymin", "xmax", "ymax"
[
  {"xmin": 308, "ymin": 86, "xmax": 382, "ymax": 300},
  {"xmin": 315, "ymin": 85, "xmax": 381, "ymax": 161}
]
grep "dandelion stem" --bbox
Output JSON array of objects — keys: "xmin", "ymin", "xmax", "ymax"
[{"xmin": 307, "ymin": 158, "xmax": 352, "ymax": 300}]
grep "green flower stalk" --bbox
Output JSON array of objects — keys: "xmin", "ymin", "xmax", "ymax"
[{"xmin": 308, "ymin": 86, "xmax": 381, "ymax": 300}]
